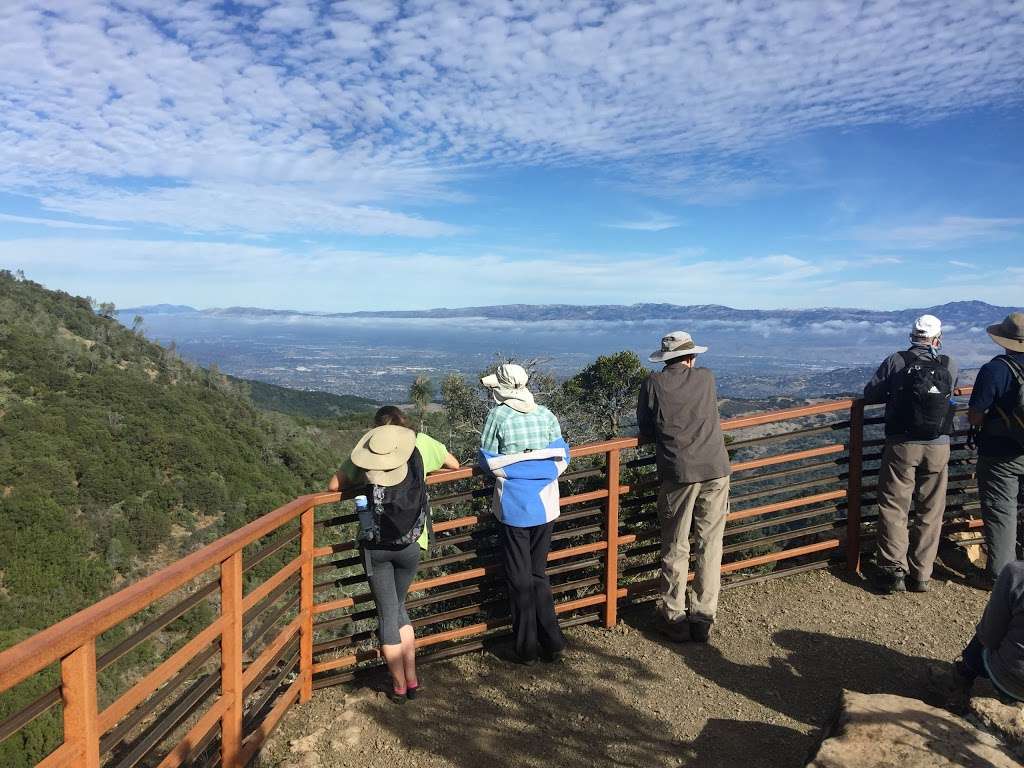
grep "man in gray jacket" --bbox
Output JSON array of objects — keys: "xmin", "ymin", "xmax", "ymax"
[
  {"xmin": 863, "ymin": 314, "xmax": 958, "ymax": 594},
  {"xmin": 638, "ymin": 331, "xmax": 731, "ymax": 643}
]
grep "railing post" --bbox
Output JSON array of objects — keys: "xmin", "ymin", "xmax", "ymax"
[
  {"xmin": 846, "ymin": 400, "xmax": 865, "ymax": 573},
  {"xmin": 61, "ymin": 641, "xmax": 100, "ymax": 768},
  {"xmin": 603, "ymin": 448, "xmax": 621, "ymax": 628},
  {"xmin": 299, "ymin": 505, "xmax": 315, "ymax": 703},
  {"xmin": 220, "ymin": 551, "xmax": 244, "ymax": 768}
]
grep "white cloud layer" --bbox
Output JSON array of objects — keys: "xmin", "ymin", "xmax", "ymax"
[{"xmin": 1, "ymin": 1, "xmax": 1022, "ymax": 234}]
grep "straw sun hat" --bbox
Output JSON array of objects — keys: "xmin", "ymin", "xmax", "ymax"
[{"xmin": 349, "ymin": 425, "xmax": 416, "ymax": 487}]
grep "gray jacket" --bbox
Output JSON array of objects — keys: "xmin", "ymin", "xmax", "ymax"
[
  {"xmin": 863, "ymin": 344, "xmax": 958, "ymax": 445},
  {"xmin": 637, "ymin": 364, "xmax": 731, "ymax": 484},
  {"xmin": 978, "ymin": 560, "xmax": 1024, "ymax": 700}
]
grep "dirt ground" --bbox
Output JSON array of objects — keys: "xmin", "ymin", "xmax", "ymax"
[{"xmin": 260, "ymin": 568, "xmax": 991, "ymax": 768}]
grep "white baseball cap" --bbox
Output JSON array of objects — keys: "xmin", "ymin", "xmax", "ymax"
[{"xmin": 912, "ymin": 314, "xmax": 942, "ymax": 338}]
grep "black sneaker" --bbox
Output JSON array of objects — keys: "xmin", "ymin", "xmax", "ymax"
[
  {"xmin": 540, "ymin": 648, "xmax": 564, "ymax": 664},
  {"xmin": 908, "ymin": 578, "xmax": 930, "ymax": 593},
  {"xmin": 656, "ymin": 614, "xmax": 690, "ymax": 643},
  {"xmin": 872, "ymin": 571, "xmax": 906, "ymax": 594},
  {"xmin": 688, "ymin": 620, "xmax": 712, "ymax": 644}
]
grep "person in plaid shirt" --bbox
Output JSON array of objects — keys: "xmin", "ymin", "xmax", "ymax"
[{"xmin": 480, "ymin": 364, "xmax": 567, "ymax": 664}]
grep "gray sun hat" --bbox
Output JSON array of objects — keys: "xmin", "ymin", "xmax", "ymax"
[
  {"xmin": 649, "ymin": 331, "xmax": 708, "ymax": 363},
  {"xmin": 480, "ymin": 363, "xmax": 537, "ymax": 413},
  {"xmin": 987, "ymin": 312, "xmax": 1024, "ymax": 353}
]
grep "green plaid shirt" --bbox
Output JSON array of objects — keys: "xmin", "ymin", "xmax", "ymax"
[{"xmin": 480, "ymin": 404, "xmax": 562, "ymax": 455}]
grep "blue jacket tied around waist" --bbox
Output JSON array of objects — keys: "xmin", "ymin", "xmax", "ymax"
[{"xmin": 478, "ymin": 438, "xmax": 570, "ymax": 528}]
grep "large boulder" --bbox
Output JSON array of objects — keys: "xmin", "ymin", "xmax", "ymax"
[{"xmin": 807, "ymin": 690, "xmax": 1018, "ymax": 767}]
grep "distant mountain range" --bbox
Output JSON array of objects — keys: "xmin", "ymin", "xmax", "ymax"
[{"xmin": 121, "ymin": 299, "xmax": 1018, "ymax": 327}]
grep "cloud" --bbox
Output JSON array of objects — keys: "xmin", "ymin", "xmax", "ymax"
[
  {"xmin": 0, "ymin": 1, "xmax": 1021, "ymax": 233},
  {"xmin": 605, "ymin": 213, "xmax": 682, "ymax": 232},
  {"xmin": 853, "ymin": 217, "xmax": 1024, "ymax": 249},
  {"xmin": 39, "ymin": 182, "xmax": 462, "ymax": 237},
  {"xmin": 0, "ymin": 212, "xmax": 124, "ymax": 231}
]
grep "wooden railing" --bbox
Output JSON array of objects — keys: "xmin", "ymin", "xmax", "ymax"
[{"xmin": 0, "ymin": 394, "xmax": 979, "ymax": 767}]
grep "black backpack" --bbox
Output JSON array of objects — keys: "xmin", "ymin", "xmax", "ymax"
[
  {"xmin": 994, "ymin": 356, "xmax": 1024, "ymax": 447},
  {"xmin": 893, "ymin": 351, "xmax": 954, "ymax": 440},
  {"xmin": 359, "ymin": 448, "xmax": 428, "ymax": 547}
]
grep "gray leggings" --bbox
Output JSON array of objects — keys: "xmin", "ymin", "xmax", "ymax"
[{"xmin": 362, "ymin": 542, "xmax": 420, "ymax": 645}]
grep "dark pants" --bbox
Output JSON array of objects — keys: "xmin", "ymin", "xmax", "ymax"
[
  {"xmin": 498, "ymin": 521, "xmax": 565, "ymax": 661},
  {"xmin": 977, "ymin": 452, "xmax": 1024, "ymax": 579},
  {"xmin": 362, "ymin": 542, "xmax": 420, "ymax": 646},
  {"xmin": 960, "ymin": 635, "xmax": 988, "ymax": 680}
]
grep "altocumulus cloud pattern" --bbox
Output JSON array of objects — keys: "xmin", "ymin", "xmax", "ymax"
[{"xmin": 0, "ymin": 0, "xmax": 1022, "ymax": 237}]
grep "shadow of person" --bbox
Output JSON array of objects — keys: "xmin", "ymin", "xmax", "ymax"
[
  {"xmin": 360, "ymin": 634, "xmax": 678, "ymax": 768},
  {"xmin": 681, "ymin": 718, "xmax": 811, "ymax": 768},
  {"xmin": 677, "ymin": 628, "xmax": 950, "ymax": 728}
]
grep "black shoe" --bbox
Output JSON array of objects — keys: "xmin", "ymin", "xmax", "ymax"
[
  {"xmin": 512, "ymin": 653, "xmax": 538, "ymax": 666},
  {"xmin": 908, "ymin": 578, "xmax": 930, "ymax": 593},
  {"xmin": 688, "ymin": 620, "xmax": 712, "ymax": 644},
  {"xmin": 872, "ymin": 571, "xmax": 906, "ymax": 594},
  {"xmin": 406, "ymin": 684, "xmax": 420, "ymax": 701},
  {"xmin": 386, "ymin": 689, "xmax": 408, "ymax": 705},
  {"xmin": 540, "ymin": 648, "xmax": 564, "ymax": 664},
  {"xmin": 656, "ymin": 614, "xmax": 690, "ymax": 643}
]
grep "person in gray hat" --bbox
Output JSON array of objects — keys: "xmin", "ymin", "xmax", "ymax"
[
  {"xmin": 637, "ymin": 331, "xmax": 731, "ymax": 643},
  {"xmin": 863, "ymin": 314, "xmax": 958, "ymax": 594},
  {"xmin": 968, "ymin": 312, "xmax": 1024, "ymax": 582}
]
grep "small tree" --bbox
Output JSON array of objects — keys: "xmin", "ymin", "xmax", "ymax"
[
  {"xmin": 409, "ymin": 375, "xmax": 434, "ymax": 430},
  {"xmin": 97, "ymin": 301, "xmax": 116, "ymax": 319},
  {"xmin": 131, "ymin": 314, "xmax": 144, "ymax": 334},
  {"xmin": 560, "ymin": 351, "xmax": 649, "ymax": 439}
]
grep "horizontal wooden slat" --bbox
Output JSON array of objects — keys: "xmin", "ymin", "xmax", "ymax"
[
  {"xmin": 728, "ymin": 489, "xmax": 847, "ymax": 523},
  {"xmin": 242, "ymin": 615, "xmax": 302, "ymax": 690},
  {"xmin": 242, "ymin": 556, "xmax": 302, "ymax": 613},
  {"xmin": 730, "ymin": 444, "xmax": 845, "ymax": 473},
  {"xmin": 97, "ymin": 617, "xmax": 224, "ymax": 734},
  {"xmin": 154, "ymin": 696, "xmax": 228, "ymax": 768},
  {"xmin": 237, "ymin": 676, "xmax": 302, "ymax": 766}
]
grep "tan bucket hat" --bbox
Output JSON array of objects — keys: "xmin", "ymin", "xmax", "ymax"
[
  {"xmin": 349, "ymin": 425, "xmax": 416, "ymax": 487},
  {"xmin": 480, "ymin": 363, "xmax": 536, "ymax": 413},
  {"xmin": 987, "ymin": 312, "xmax": 1024, "ymax": 353},
  {"xmin": 649, "ymin": 331, "xmax": 708, "ymax": 363}
]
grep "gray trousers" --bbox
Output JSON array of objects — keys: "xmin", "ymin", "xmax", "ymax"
[
  {"xmin": 875, "ymin": 442, "xmax": 950, "ymax": 581},
  {"xmin": 657, "ymin": 476, "xmax": 730, "ymax": 623},
  {"xmin": 977, "ymin": 452, "xmax": 1024, "ymax": 580}
]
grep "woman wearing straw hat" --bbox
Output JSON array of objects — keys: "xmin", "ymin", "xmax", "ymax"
[
  {"xmin": 968, "ymin": 313, "xmax": 1024, "ymax": 583},
  {"xmin": 328, "ymin": 407, "xmax": 458, "ymax": 702}
]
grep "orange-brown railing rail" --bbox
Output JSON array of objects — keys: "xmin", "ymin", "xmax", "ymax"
[{"xmin": 0, "ymin": 394, "xmax": 979, "ymax": 767}]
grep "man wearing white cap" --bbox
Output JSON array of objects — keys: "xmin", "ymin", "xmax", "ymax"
[
  {"xmin": 637, "ymin": 332, "xmax": 731, "ymax": 643},
  {"xmin": 967, "ymin": 312, "xmax": 1024, "ymax": 582},
  {"xmin": 864, "ymin": 314, "xmax": 958, "ymax": 594}
]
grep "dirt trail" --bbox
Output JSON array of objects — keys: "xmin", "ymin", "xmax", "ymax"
[{"xmin": 260, "ymin": 569, "xmax": 990, "ymax": 768}]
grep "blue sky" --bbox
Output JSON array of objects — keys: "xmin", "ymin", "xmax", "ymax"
[{"xmin": 0, "ymin": 0, "xmax": 1022, "ymax": 311}]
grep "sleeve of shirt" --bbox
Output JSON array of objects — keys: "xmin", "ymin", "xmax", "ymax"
[
  {"xmin": 637, "ymin": 379, "xmax": 655, "ymax": 442},
  {"xmin": 863, "ymin": 354, "xmax": 897, "ymax": 404},
  {"xmin": 415, "ymin": 433, "xmax": 449, "ymax": 475},
  {"xmin": 969, "ymin": 362, "xmax": 999, "ymax": 413},
  {"xmin": 480, "ymin": 408, "xmax": 500, "ymax": 454},
  {"xmin": 947, "ymin": 357, "xmax": 960, "ymax": 389}
]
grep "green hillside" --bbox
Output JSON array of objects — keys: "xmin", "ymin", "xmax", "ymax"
[
  {"xmin": 0, "ymin": 271, "xmax": 372, "ymax": 764},
  {"xmin": 229, "ymin": 375, "xmax": 377, "ymax": 420}
]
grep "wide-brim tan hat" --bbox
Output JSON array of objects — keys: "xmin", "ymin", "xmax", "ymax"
[
  {"xmin": 481, "ymin": 363, "xmax": 537, "ymax": 414},
  {"xmin": 350, "ymin": 425, "xmax": 416, "ymax": 487},
  {"xmin": 987, "ymin": 312, "xmax": 1024, "ymax": 353},
  {"xmin": 649, "ymin": 331, "xmax": 708, "ymax": 363}
]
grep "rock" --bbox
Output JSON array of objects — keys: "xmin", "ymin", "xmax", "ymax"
[
  {"xmin": 970, "ymin": 693, "xmax": 1024, "ymax": 760},
  {"xmin": 807, "ymin": 690, "xmax": 1018, "ymax": 767}
]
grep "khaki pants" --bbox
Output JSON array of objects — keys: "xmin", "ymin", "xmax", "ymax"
[
  {"xmin": 658, "ymin": 476, "xmax": 730, "ymax": 623},
  {"xmin": 875, "ymin": 441, "xmax": 950, "ymax": 581}
]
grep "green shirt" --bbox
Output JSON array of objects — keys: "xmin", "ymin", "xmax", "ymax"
[
  {"xmin": 339, "ymin": 431, "xmax": 449, "ymax": 550},
  {"xmin": 480, "ymin": 404, "xmax": 562, "ymax": 455}
]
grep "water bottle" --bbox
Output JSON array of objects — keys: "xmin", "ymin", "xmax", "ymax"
[{"xmin": 354, "ymin": 495, "xmax": 372, "ymax": 539}]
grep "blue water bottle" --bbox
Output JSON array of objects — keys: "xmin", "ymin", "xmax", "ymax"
[{"xmin": 354, "ymin": 494, "xmax": 371, "ymax": 539}]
